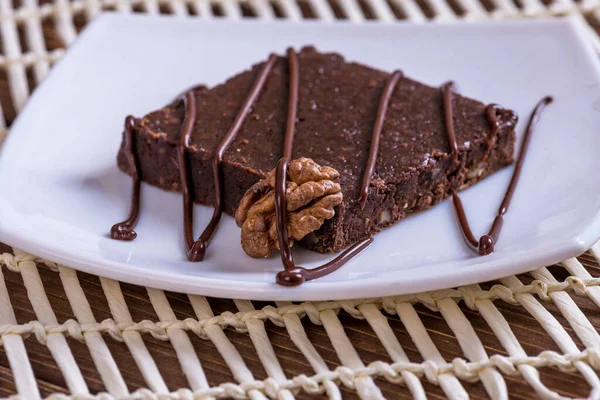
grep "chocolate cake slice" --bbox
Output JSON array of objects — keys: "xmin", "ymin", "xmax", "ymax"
[{"xmin": 117, "ymin": 46, "xmax": 517, "ymax": 253}]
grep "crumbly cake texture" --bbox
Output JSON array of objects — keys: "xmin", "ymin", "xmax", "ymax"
[{"xmin": 117, "ymin": 46, "xmax": 518, "ymax": 253}]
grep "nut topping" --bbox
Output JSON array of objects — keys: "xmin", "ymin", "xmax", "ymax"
[{"xmin": 235, "ymin": 157, "xmax": 342, "ymax": 258}]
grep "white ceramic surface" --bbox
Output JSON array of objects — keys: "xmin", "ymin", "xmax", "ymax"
[{"xmin": 0, "ymin": 14, "xmax": 599, "ymax": 300}]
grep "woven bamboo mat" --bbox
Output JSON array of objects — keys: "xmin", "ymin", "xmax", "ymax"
[{"xmin": 2, "ymin": 1, "xmax": 600, "ymax": 399}]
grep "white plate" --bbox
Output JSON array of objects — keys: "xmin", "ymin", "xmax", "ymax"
[{"xmin": 1, "ymin": 14, "xmax": 599, "ymax": 301}]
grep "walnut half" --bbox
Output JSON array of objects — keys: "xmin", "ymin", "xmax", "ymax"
[{"xmin": 235, "ymin": 157, "xmax": 343, "ymax": 258}]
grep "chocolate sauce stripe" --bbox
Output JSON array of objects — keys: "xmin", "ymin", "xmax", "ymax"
[
  {"xmin": 110, "ymin": 116, "xmax": 141, "ymax": 241},
  {"xmin": 182, "ymin": 54, "xmax": 278, "ymax": 262},
  {"xmin": 177, "ymin": 92, "xmax": 203, "ymax": 261},
  {"xmin": 274, "ymin": 48, "xmax": 300, "ymax": 284},
  {"xmin": 274, "ymin": 48, "xmax": 373, "ymax": 287},
  {"xmin": 358, "ymin": 70, "xmax": 403, "ymax": 210},
  {"xmin": 283, "ymin": 48, "xmax": 299, "ymax": 161},
  {"xmin": 446, "ymin": 94, "xmax": 553, "ymax": 256},
  {"xmin": 442, "ymin": 81, "xmax": 459, "ymax": 162}
]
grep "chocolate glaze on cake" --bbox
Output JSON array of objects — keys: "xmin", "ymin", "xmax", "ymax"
[
  {"xmin": 449, "ymin": 96, "xmax": 553, "ymax": 255},
  {"xmin": 115, "ymin": 46, "xmax": 519, "ymax": 254},
  {"xmin": 273, "ymin": 48, "xmax": 374, "ymax": 287},
  {"xmin": 176, "ymin": 91, "xmax": 203, "ymax": 261},
  {"xmin": 359, "ymin": 70, "xmax": 403, "ymax": 210},
  {"xmin": 110, "ymin": 116, "xmax": 141, "ymax": 241},
  {"xmin": 175, "ymin": 56, "xmax": 278, "ymax": 262}
]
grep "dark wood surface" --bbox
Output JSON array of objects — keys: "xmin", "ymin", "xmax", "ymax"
[
  {"xmin": 2, "ymin": 247, "xmax": 600, "ymax": 399},
  {"xmin": 1, "ymin": 3, "xmax": 600, "ymax": 398}
]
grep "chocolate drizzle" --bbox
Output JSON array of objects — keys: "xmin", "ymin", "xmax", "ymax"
[
  {"xmin": 176, "ymin": 91, "xmax": 203, "ymax": 261},
  {"xmin": 446, "ymin": 94, "xmax": 553, "ymax": 255},
  {"xmin": 274, "ymin": 48, "xmax": 373, "ymax": 287},
  {"xmin": 178, "ymin": 54, "xmax": 278, "ymax": 262},
  {"xmin": 442, "ymin": 82, "xmax": 460, "ymax": 162},
  {"xmin": 110, "ymin": 116, "xmax": 141, "ymax": 241},
  {"xmin": 359, "ymin": 70, "xmax": 403, "ymax": 210},
  {"xmin": 111, "ymin": 48, "xmax": 554, "ymax": 285}
]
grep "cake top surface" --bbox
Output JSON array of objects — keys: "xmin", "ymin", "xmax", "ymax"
[{"xmin": 139, "ymin": 46, "xmax": 516, "ymax": 199}]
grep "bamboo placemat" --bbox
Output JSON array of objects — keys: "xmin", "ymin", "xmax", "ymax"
[{"xmin": 2, "ymin": 1, "xmax": 600, "ymax": 399}]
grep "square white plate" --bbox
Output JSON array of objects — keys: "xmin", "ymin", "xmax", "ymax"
[{"xmin": 1, "ymin": 14, "xmax": 599, "ymax": 301}]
